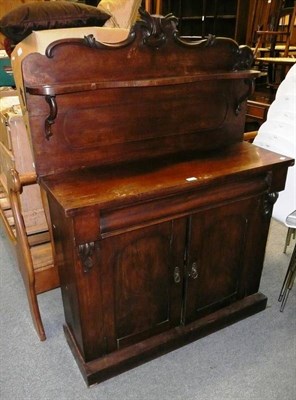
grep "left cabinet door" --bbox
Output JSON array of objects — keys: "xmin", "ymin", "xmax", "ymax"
[{"xmin": 100, "ymin": 219, "xmax": 186, "ymax": 351}]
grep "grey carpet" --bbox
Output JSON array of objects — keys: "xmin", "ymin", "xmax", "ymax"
[{"xmin": 0, "ymin": 218, "xmax": 295, "ymax": 400}]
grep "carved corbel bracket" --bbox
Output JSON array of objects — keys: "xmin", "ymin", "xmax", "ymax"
[
  {"xmin": 234, "ymin": 45, "xmax": 254, "ymax": 71},
  {"xmin": 263, "ymin": 191, "xmax": 279, "ymax": 219},
  {"xmin": 262, "ymin": 172, "xmax": 279, "ymax": 218},
  {"xmin": 45, "ymin": 95, "xmax": 57, "ymax": 140},
  {"xmin": 235, "ymin": 78, "xmax": 255, "ymax": 115},
  {"xmin": 78, "ymin": 242, "xmax": 95, "ymax": 273}
]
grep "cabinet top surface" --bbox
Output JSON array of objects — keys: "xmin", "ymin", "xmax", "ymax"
[{"xmin": 41, "ymin": 142, "xmax": 293, "ymax": 215}]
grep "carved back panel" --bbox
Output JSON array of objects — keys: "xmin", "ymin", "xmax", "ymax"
[{"xmin": 19, "ymin": 11, "xmax": 257, "ymax": 177}]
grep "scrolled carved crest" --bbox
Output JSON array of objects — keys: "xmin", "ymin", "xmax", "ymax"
[
  {"xmin": 138, "ymin": 8, "xmax": 216, "ymax": 49},
  {"xmin": 138, "ymin": 8, "xmax": 178, "ymax": 48},
  {"xmin": 83, "ymin": 30, "xmax": 136, "ymax": 50},
  {"xmin": 44, "ymin": 8, "xmax": 256, "ymax": 61}
]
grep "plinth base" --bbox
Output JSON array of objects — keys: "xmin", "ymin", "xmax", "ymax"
[{"xmin": 64, "ymin": 292, "xmax": 267, "ymax": 386}]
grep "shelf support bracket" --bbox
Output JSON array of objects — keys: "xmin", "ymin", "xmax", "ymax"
[
  {"xmin": 45, "ymin": 95, "xmax": 57, "ymax": 140},
  {"xmin": 235, "ymin": 78, "xmax": 255, "ymax": 115}
]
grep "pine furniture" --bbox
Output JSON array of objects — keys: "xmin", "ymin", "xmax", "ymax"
[{"xmin": 0, "ymin": 94, "xmax": 59, "ymax": 341}]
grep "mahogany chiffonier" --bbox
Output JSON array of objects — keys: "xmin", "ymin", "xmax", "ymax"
[{"xmin": 13, "ymin": 10, "xmax": 294, "ymax": 386}]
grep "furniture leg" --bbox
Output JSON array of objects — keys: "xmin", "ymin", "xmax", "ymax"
[
  {"xmin": 279, "ymin": 243, "xmax": 296, "ymax": 311},
  {"xmin": 284, "ymin": 227, "xmax": 296, "ymax": 253}
]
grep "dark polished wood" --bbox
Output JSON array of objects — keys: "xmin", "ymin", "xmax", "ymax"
[
  {"xmin": 19, "ymin": 10, "xmax": 294, "ymax": 386},
  {"xmin": 64, "ymin": 292, "xmax": 268, "ymax": 386}
]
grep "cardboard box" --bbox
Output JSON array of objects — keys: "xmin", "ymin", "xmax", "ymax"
[
  {"xmin": 0, "ymin": 57, "xmax": 15, "ymax": 86},
  {"xmin": 11, "ymin": 26, "xmax": 129, "ymax": 111}
]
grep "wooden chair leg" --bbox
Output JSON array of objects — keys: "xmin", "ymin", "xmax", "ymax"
[
  {"xmin": 40, "ymin": 186, "xmax": 55, "ymax": 260},
  {"xmin": 284, "ymin": 227, "xmax": 295, "ymax": 253},
  {"xmin": 9, "ymin": 170, "xmax": 46, "ymax": 341},
  {"xmin": 279, "ymin": 243, "xmax": 296, "ymax": 311}
]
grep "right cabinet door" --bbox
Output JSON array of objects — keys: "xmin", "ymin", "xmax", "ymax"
[{"xmin": 183, "ymin": 197, "xmax": 260, "ymax": 324}]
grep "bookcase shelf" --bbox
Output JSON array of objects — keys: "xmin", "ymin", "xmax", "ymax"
[{"xmin": 162, "ymin": 0, "xmax": 250, "ymax": 44}]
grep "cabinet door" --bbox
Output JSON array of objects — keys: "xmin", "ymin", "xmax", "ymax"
[
  {"xmin": 183, "ymin": 198, "xmax": 257, "ymax": 324},
  {"xmin": 101, "ymin": 218, "xmax": 186, "ymax": 351}
]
